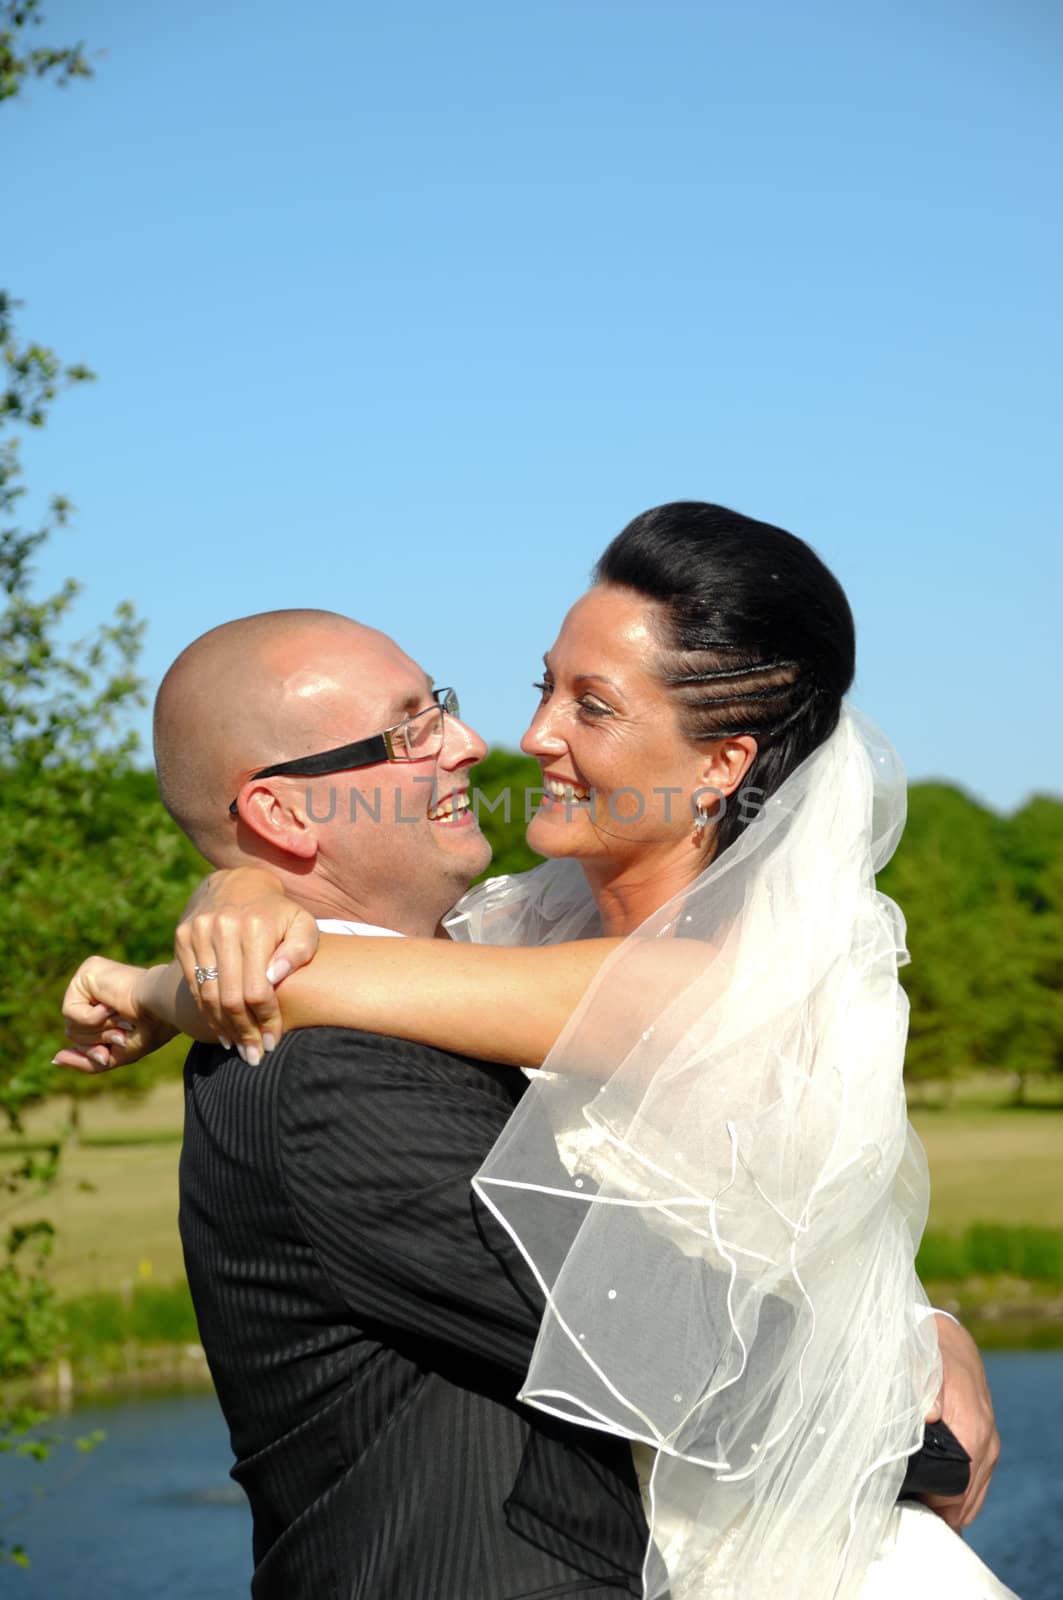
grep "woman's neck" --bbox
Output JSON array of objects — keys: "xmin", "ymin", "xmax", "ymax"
[{"xmin": 580, "ymin": 846, "xmax": 709, "ymax": 936}]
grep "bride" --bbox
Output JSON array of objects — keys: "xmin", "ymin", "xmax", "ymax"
[{"xmin": 60, "ymin": 502, "xmax": 1017, "ymax": 1598}]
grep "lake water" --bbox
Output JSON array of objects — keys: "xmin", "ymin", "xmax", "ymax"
[{"xmin": 1, "ymin": 1353, "xmax": 1059, "ymax": 1598}]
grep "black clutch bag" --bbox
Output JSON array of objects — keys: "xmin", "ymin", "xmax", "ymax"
[{"xmin": 898, "ymin": 1420, "xmax": 971, "ymax": 1499}]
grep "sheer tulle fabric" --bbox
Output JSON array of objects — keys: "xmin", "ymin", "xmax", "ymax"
[{"xmin": 445, "ymin": 708, "xmax": 941, "ymax": 1599}]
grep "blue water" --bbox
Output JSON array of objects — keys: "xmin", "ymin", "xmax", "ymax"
[{"xmin": 0, "ymin": 1354, "xmax": 1059, "ymax": 1598}]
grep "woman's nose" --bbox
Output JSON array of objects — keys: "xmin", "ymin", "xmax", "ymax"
[{"xmin": 520, "ymin": 708, "xmax": 566, "ymax": 759}]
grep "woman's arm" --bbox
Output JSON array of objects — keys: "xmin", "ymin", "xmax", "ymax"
[
  {"xmin": 56, "ymin": 934, "xmax": 624, "ymax": 1068},
  {"xmin": 58, "ymin": 936, "xmax": 624, "ymax": 1073},
  {"xmin": 273, "ymin": 933, "xmax": 625, "ymax": 1069},
  {"xmin": 171, "ymin": 867, "xmax": 633, "ymax": 1068}
]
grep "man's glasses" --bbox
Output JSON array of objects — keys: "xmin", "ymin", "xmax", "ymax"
[{"xmin": 228, "ymin": 687, "xmax": 460, "ymax": 817}]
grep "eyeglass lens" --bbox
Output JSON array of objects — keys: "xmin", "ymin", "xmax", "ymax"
[{"xmin": 395, "ymin": 689, "xmax": 459, "ymax": 759}]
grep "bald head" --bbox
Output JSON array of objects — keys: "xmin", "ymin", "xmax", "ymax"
[{"xmin": 153, "ymin": 609, "xmax": 425, "ymax": 861}]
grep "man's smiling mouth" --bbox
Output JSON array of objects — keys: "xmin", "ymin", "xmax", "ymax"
[{"xmin": 427, "ymin": 789, "xmax": 473, "ymax": 823}]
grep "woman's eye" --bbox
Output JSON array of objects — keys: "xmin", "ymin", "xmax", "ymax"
[{"xmin": 532, "ymin": 680, "xmax": 610, "ymax": 718}]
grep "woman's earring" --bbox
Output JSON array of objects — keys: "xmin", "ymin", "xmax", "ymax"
[{"xmin": 693, "ymin": 805, "xmax": 711, "ymax": 840}]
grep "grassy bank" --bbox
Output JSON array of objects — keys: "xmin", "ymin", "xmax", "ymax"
[
  {"xmin": 917, "ymin": 1224, "xmax": 1063, "ymax": 1349},
  {"xmin": 4, "ymin": 1083, "xmax": 1062, "ymax": 1365},
  {"xmin": 13, "ymin": 1281, "xmax": 212, "ymax": 1407}
]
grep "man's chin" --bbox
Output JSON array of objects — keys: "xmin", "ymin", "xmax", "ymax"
[{"xmin": 432, "ymin": 818, "xmax": 492, "ymax": 874}]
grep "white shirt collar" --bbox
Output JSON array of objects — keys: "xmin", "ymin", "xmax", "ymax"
[{"xmin": 315, "ymin": 917, "xmax": 405, "ymax": 939}]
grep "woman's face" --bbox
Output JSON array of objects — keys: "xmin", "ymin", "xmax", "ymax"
[{"xmin": 520, "ymin": 583, "xmax": 754, "ymax": 875}]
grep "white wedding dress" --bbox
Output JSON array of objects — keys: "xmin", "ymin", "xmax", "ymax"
[
  {"xmin": 861, "ymin": 1503, "xmax": 1018, "ymax": 1598},
  {"xmin": 631, "ymin": 1441, "xmax": 1018, "ymax": 1597}
]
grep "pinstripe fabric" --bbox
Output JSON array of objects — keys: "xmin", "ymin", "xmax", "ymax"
[{"xmin": 179, "ymin": 1028, "xmax": 649, "ymax": 1599}]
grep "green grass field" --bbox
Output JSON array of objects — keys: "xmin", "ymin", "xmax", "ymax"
[
  {"xmin": 8, "ymin": 1082, "xmax": 189, "ymax": 1295},
  {"xmin": 5, "ymin": 1080, "xmax": 1062, "ymax": 1300},
  {"xmin": 913, "ymin": 1107, "xmax": 1063, "ymax": 1230}
]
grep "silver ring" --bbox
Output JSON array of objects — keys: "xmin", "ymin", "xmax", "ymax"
[{"xmin": 194, "ymin": 966, "xmax": 220, "ymax": 987}]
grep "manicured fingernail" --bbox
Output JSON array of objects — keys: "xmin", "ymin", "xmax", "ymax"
[
  {"xmin": 51, "ymin": 1056, "xmax": 64, "ymax": 1066},
  {"xmin": 236, "ymin": 1045, "xmax": 248, "ymax": 1063},
  {"xmin": 89, "ymin": 1048, "xmax": 109, "ymax": 1066},
  {"xmin": 262, "ymin": 1032, "xmax": 276, "ymax": 1054},
  {"xmin": 245, "ymin": 1045, "xmax": 262, "ymax": 1067},
  {"xmin": 218, "ymin": 1035, "xmax": 231, "ymax": 1050},
  {"xmin": 111, "ymin": 1018, "xmax": 135, "ymax": 1033},
  {"xmin": 265, "ymin": 959, "xmax": 291, "ymax": 985}
]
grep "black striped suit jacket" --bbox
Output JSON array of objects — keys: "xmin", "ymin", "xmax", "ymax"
[{"xmin": 179, "ymin": 1028, "xmax": 650, "ymax": 1599}]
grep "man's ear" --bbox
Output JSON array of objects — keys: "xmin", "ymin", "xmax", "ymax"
[
  {"xmin": 233, "ymin": 783, "xmax": 320, "ymax": 862},
  {"xmin": 697, "ymin": 735, "xmax": 758, "ymax": 800}
]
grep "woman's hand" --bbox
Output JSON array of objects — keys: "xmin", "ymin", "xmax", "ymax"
[
  {"xmin": 174, "ymin": 868, "xmax": 319, "ymax": 1054},
  {"xmin": 55, "ymin": 956, "xmax": 178, "ymax": 1073}
]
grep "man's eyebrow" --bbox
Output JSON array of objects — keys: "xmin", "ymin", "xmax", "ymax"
[{"xmin": 391, "ymin": 678, "xmax": 434, "ymax": 720}]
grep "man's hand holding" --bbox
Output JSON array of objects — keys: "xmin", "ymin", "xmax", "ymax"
[{"xmin": 924, "ymin": 1313, "xmax": 1000, "ymax": 1529}]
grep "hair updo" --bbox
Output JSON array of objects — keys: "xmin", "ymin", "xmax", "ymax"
[{"xmin": 592, "ymin": 501, "xmax": 856, "ymax": 855}]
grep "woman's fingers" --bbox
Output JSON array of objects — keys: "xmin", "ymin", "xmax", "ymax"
[
  {"xmin": 183, "ymin": 913, "xmax": 274, "ymax": 1061},
  {"xmin": 265, "ymin": 910, "xmax": 319, "ymax": 987},
  {"xmin": 215, "ymin": 912, "xmax": 279, "ymax": 1058},
  {"xmin": 64, "ymin": 1004, "xmax": 112, "ymax": 1045},
  {"xmin": 174, "ymin": 899, "xmax": 320, "ymax": 1066},
  {"xmin": 52, "ymin": 1044, "xmax": 120, "ymax": 1074},
  {"xmin": 185, "ymin": 913, "xmax": 250, "ymax": 1051},
  {"xmin": 175, "ymin": 915, "xmax": 207, "ymax": 1011},
  {"xmin": 63, "ymin": 957, "xmax": 143, "ymax": 1042}
]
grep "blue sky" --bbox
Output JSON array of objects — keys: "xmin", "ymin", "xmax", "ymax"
[{"xmin": 8, "ymin": 0, "xmax": 1061, "ymax": 810}]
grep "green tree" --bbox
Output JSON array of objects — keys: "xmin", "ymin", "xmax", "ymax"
[
  {"xmin": 991, "ymin": 796, "xmax": 1063, "ymax": 1102},
  {"xmin": 0, "ymin": 7, "xmax": 169, "ymax": 1564},
  {"xmin": 878, "ymin": 782, "xmax": 1063, "ymax": 1097},
  {"xmin": 470, "ymin": 748, "xmax": 543, "ymax": 879},
  {"xmin": 0, "ymin": 0, "xmax": 91, "ymax": 101},
  {"xmin": 877, "ymin": 784, "xmax": 1004, "ymax": 1093}
]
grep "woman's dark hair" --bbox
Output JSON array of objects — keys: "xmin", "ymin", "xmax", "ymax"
[{"xmin": 592, "ymin": 501, "xmax": 855, "ymax": 855}]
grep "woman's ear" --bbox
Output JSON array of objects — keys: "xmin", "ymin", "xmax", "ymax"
[{"xmin": 697, "ymin": 735, "xmax": 758, "ymax": 800}]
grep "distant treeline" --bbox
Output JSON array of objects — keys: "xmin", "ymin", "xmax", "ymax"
[{"xmin": 3, "ymin": 755, "xmax": 1060, "ymax": 1118}]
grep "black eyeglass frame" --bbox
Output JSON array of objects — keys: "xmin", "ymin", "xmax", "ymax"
[{"xmin": 228, "ymin": 688, "xmax": 459, "ymax": 817}]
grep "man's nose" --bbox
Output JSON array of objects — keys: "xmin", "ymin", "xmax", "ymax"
[{"xmin": 439, "ymin": 714, "xmax": 487, "ymax": 769}]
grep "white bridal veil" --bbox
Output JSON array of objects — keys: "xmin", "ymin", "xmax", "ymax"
[{"xmin": 446, "ymin": 706, "xmax": 941, "ymax": 1600}]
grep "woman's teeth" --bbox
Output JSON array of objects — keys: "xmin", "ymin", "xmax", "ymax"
[
  {"xmin": 545, "ymin": 778, "xmax": 591, "ymax": 802},
  {"xmin": 428, "ymin": 792, "xmax": 472, "ymax": 822}
]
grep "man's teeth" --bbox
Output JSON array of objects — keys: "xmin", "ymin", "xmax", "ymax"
[
  {"xmin": 545, "ymin": 778, "xmax": 591, "ymax": 802},
  {"xmin": 428, "ymin": 792, "xmax": 472, "ymax": 822}
]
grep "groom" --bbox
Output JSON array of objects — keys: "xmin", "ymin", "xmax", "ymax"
[
  {"xmin": 66, "ymin": 609, "xmax": 652, "ymax": 1598},
  {"xmin": 61, "ymin": 610, "xmax": 997, "ymax": 1597}
]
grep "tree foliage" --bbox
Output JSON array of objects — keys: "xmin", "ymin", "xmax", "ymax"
[
  {"xmin": 0, "ymin": 7, "xmax": 187, "ymax": 1561},
  {"xmin": 470, "ymin": 748, "xmax": 545, "ymax": 879},
  {"xmin": 0, "ymin": 0, "xmax": 91, "ymax": 103},
  {"xmin": 879, "ymin": 783, "xmax": 1063, "ymax": 1097}
]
